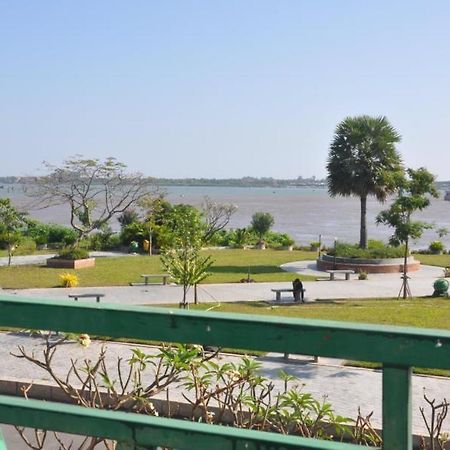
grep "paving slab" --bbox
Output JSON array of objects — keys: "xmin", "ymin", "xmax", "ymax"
[
  {"xmin": 2, "ymin": 261, "xmax": 445, "ymax": 305},
  {"xmin": 0, "ymin": 333, "xmax": 449, "ymax": 437}
]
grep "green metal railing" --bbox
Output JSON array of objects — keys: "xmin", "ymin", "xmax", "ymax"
[{"xmin": 1, "ymin": 296, "xmax": 450, "ymax": 450}]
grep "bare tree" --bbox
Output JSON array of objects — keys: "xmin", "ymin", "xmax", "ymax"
[
  {"xmin": 28, "ymin": 156, "xmax": 156, "ymax": 244},
  {"xmin": 201, "ymin": 196, "xmax": 237, "ymax": 243}
]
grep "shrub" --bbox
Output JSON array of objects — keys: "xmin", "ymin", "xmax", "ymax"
[
  {"xmin": 310, "ymin": 241, "xmax": 321, "ymax": 250},
  {"xmin": 429, "ymin": 240, "xmax": 445, "ymax": 254},
  {"xmin": 26, "ymin": 221, "xmax": 50, "ymax": 246},
  {"xmin": 264, "ymin": 231, "xmax": 293, "ymax": 248},
  {"xmin": 14, "ymin": 238, "xmax": 37, "ymax": 255},
  {"xmin": 328, "ymin": 240, "xmax": 404, "ymax": 259},
  {"xmin": 358, "ymin": 271, "xmax": 368, "ymax": 280},
  {"xmin": 120, "ymin": 222, "xmax": 146, "ymax": 247},
  {"xmin": 89, "ymin": 228, "xmax": 121, "ymax": 251},
  {"xmin": 47, "ymin": 224, "xmax": 78, "ymax": 246},
  {"xmin": 59, "ymin": 273, "xmax": 79, "ymax": 288},
  {"xmin": 56, "ymin": 247, "xmax": 90, "ymax": 260}
]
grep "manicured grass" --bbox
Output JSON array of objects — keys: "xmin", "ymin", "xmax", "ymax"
[
  {"xmin": 343, "ymin": 360, "xmax": 450, "ymax": 377},
  {"xmin": 0, "ymin": 248, "xmax": 53, "ymax": 258},
  {"xmin": 186, "ymin": 298, "xmax": 450, "ymax": 376},
  {"xmin": 187, "ymin": 297, "xmax": 450, "ymax": 330},
  {"xmin": 0, "ymin": 249, "xmax": 316, "ymax": 289},
  {"xmin": 415, "ymin": 253, "xmax": 450, "ymax": 269}
]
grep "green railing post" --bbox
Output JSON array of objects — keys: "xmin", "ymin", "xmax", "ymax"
[
  {"xmin": 0, "ymin": 427, "xmax": 7, "ymax": 450},
  {"xmin": 382, "ymin": 365, "xmax": 412, "ymax": 450}
]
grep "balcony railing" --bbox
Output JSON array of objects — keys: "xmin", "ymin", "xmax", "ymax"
[{"xmin": 1, "ymin": 295, "xmax": 450, "ymax": 450}]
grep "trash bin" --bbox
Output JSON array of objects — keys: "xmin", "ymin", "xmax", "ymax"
[
  {"xmin": 433, "ymin": 278, "xmax": 449, "ymax": 297},
  {"xmin": 129, "ymin": 241, "xmax": 139, "ymax": 253},
  {"xmin": 143, "ymin": 239, "xmax": 150, "ymax": 252}
]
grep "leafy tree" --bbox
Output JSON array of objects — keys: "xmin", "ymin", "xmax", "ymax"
[
  {"xmin": 118, "ymin": 209, "xmax": 140, "ymax": 228},
  {"xmin": 29, "ymin": 156, "xmax": 156, "ymax": 245},
  {"xmin": 251, "ymin": 212, "xmax": 274, "ymax": 244},
  {"xmin": 160, "ymin": 205, "xmax": 213, "ymax": 308},
  {"xmin": 0, "ymin": 198, "xmax": 28, "ymax": 266},
  {"xmin": 327, "ymin": 115, "xmax": 403, "ymax": 248},
  {"xmin": 25, "ymin": 220, "xmax": 50, "ymax": 246},
  {"xmin": 376, "ymin": 167, "xmax": 438, "ymax": 298},
  {"xmin": 138, "ymin": 195, "xmax": 173, "ymax": 255}
]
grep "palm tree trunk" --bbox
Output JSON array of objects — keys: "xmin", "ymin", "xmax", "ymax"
[{"xmin": 359, "ymin": 195, "xmax": 368, "ymax": 249}]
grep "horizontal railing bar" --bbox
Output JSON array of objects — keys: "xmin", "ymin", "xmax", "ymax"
[
  {"xmin": 0, "ymin": 395, "xmax": 371, "ymax": 450},
  {"xmin": 1, "ymin": 296, "xmax": 450, "ymax": 368}
]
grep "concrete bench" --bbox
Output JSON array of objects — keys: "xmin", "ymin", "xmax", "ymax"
[
  {"xmin": 131, "ymin": 274, "xmax": 170, "ymax": 286},
  {"xmin": 271, "ymin": 288, "xmax": 306, "ymax": 302},
  {"xmin": 68, "ymin": 293, "xmax": 105, "ymax": 303},
  {"xmin": 326, "ymin": 269, "xmax": 355, "ymax": 281}
]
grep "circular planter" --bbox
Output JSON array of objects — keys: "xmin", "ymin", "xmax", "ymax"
[
  {"xmin": 47, "ymin": 257, "xmax": 96, "ymax": 269},
  {"xmin": 316, "ymin": 254, "xmax": 420, "ymax": 274}
]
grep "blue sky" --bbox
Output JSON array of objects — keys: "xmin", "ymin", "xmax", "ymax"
[{"xmin": 1, "ymin": 1, "xmax": 449, "ymax": 180}]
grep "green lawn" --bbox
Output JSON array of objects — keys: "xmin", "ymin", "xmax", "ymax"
[
  {"xmin": 186, "ymin": 298, "xmax": 450, "ymax": 376},
  {"xmin": 0, "ymin": 248, "xmax": 52, "ymax": 258},
  {"xmin": 187, "ymin": 297, "xmax": 450, "ymax": 330},
  {"xmin": 415, "ymin": 253, "xmax": 450, "ymax": 269},
  {"xmin": 0, "ymin": 249, "xmax": 317, "ymax": 289}
]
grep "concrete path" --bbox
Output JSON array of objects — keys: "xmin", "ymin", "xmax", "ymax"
[
  {"xmin": 1, "ymin": 261, "xmax": 444, "ymax": 305},
  {"xmin": 0, "ymin": 333, "xmax": 448, "ymax": 437}
]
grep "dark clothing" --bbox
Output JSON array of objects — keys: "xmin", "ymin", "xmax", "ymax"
[{"xmin": 292, "ymin": 279, "xmax": 304, "ymax": 302}]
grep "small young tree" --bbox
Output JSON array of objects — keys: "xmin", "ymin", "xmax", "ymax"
[
  {"xmin": 251, "ymin": 212, "xmax": 274, "ymax": 246},
  {"xmin": 0, "ymin": 198, "xmax": 28, "ymax": 266},
  {"xmin": 376, "ymin": 168, "xmax": 438, "ymax": 299},
  {"xmin": 160, "ymin": 205, "xmax": 213, "ymax": 308},
  {"xmin": 29, "ymin": 156, "xmax": 156, "ymax": 245}
]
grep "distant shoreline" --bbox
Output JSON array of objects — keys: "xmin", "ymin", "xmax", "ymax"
[{"xmin": 1, "ymin": 176, "xmax": 448, "ymax": 190}]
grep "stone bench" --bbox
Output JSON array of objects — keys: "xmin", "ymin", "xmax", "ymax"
[
  {"xmin": 130, "ymin": 274, "xmax": 170, "ymax": 286},
  {"xmin": 271, "ymin": 288, "xmax": 306, "ymax": 302},
  {"xmin": 326, "ymin": 269, "xmax": 355, "ymax": 281},
  {"xmin": 68, "ymin": 293, "xmax": 105, "ymax": 303}
]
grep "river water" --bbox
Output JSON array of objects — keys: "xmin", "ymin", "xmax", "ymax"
[{"xmin": 3, "ymin": 184, "xmax": 450, "ymax": 249}]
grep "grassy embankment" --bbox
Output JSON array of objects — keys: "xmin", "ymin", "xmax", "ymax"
[
  {"xmin": 185, "ymin": 298, "xmax": 450, "ymax": 376},
  {"xmin": 0, "ymin": 249, "xmax": 317, "ymax": 289}
]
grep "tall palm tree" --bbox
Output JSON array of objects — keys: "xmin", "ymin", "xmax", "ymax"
[{"xmin": 327, "ymin": 115, "xmax": 403, "ymax": 248}]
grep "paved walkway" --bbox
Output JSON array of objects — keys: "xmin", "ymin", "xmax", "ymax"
[
  {"xmin": 1, "ymin": 260, "xmax": 444, "ymax": 305},
  {"xmin": 1, "ymin": 260, "xmax": 449, "ymax": 445},
  {"xmin": 1, "ymin": 333, "xmax": 449, "ymax": 436}
]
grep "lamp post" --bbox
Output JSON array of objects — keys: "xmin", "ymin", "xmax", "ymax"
[{"xmin": 333, "ymin": 237, "xmax": 337, "ymax": 270}]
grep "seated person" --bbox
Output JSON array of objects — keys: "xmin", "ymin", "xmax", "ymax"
[{"xmin": 292, "ymin": 278, "xmax": 304, "ymax": 302}]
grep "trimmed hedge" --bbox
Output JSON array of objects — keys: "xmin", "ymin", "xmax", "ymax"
[
  {"xmin": 328, "ymin": 240, "xmax": 405, "ymax": 259},
  {"xmin": 55, "ymin": 247, "xmax": 90, "ymax": 260}
]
